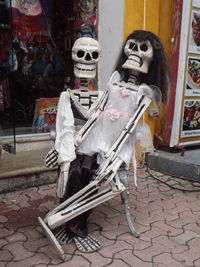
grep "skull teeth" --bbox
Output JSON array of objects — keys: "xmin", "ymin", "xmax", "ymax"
[
  {"xmin": 75, "ymin": 62, "xmax": 96, "ymax": 71},
  {"xmin": 74, "ymin": 62, "xmax": 96, "ymax": 79},
  {"xmin": 75, "ymin": 66, "xmax": 96, "ymax": 72},
  {"xmin": 128, "ymin": 55, "xmax": 143, "ymax": 67}
]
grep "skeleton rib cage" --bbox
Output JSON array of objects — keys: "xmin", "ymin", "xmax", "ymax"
[{"xmin": 38, "ymin": 88, "xmax": 153, "ymax": 261}]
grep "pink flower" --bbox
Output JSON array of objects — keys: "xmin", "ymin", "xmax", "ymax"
[
  {"xmin": 120, "ymin": 87, "xmax": 130, "ymax": 97},
  {"xmin": 106, "ymin": 108, "xmax": 121, "ymax": 121}
]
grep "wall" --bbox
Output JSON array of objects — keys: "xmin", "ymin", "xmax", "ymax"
[
  {"xmin": 98, "ymin": 0, "xmax": 124, "ymax": 91},
  {"xmin": 124, "ymin": 0, "xmax": 173, "ymax": 139}
]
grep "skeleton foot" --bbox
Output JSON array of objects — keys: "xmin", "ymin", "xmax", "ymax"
[
  {"xmin": 74, "ymin": 234, "xmax": 101, "ymax": 252},
  {"xmin": 54, "ymin": 227, "xmax": 74, "ymax": 245}
]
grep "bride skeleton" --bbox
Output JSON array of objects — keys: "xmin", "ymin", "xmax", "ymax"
[{"xmin": 40, "ymin": 30, "xmax": 169, "ymax": 260}]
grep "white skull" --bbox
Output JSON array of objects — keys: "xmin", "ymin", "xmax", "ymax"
[
  {"xmin": 122, "ymin": 39, "xmax": 153, "ymax": 74},
  {"xmin": 72, "ymin": 37, "xmax": 100, "ymax": 79}
]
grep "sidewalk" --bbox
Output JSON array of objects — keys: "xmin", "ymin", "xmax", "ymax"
[{"xmin": 1, "ymin": 167, "xmax": 200, "ymax": 267}]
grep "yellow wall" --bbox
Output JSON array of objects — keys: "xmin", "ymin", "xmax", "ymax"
[{"xmin": 124, "ymin": 0, "xmax": 173, "ymax": 139}]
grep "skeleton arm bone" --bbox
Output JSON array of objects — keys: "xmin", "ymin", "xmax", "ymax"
[
  {"xmin": 56, "ymin": 162, "xmax": 70, "ymax": 198},
  {"xmin": 55, "ymin": 91, "xmax": 76, "ymax": 198}
]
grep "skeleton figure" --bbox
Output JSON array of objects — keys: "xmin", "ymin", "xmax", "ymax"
[
  {"xmin": 40, "ymin": 31, "xmax": 170, "ymax": 260},
  {"xmin": 49, "ymin": 37, "xmax": 104, "ymax": 250}
]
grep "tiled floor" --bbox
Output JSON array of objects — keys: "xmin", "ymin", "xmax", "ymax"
[{"xmin": 0, "ymin": 167, "xmax": 200, "ymax": 267}]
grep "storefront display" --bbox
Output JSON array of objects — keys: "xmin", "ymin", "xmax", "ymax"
[
  {"xmin": 170, "ymin": 0, "xmax": 200, "ymax": 146},
  {"xmin": 32, "ymin": 97, "xmax": 59, "ymax": 131},
  {"xmin": 0, "ymin": 0, "xmax": 98, "ymax": 153}
]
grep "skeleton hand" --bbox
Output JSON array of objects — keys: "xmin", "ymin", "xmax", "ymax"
[
  {"xmin": 56, "ymin": 161, "xmax": 70, "ymax": 198},
  {"xmin": 148, "ymin": 108, "xmax": 159, "ymax": 118},
  {"xmin": 138, "ymin": 84, "xmax": 162, "ymax": 106},
  {"xmin": 74, "ymin": 132, "xmax": 82, "ymax": 148}
]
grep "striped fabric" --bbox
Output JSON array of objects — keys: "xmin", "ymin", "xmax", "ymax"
[{"xmin": 45, "ymin": 147, "xmax": 58, "ymax": 168}]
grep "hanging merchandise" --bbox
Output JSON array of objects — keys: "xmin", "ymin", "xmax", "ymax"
[
  {"xmin": 0, "ymin": 32, "xmax": 11, "ymax": 81},
  {"xmin": 40, "ymin": 0, "xmax": 53, "ymax": 17},
  {"xmin": 0, "ymin": 79, "xmax": 10, "ymax": 112},
  {"xmin": 0, "ymin": 83, "xmax": 3, "ymax": 112},
  {"xmin": 5, "ymin": 0, "xmax": 51, "ymax": 45},
  {"xmin": 53, "ymin": 0, "xmax": 75, "ymax": 89},
  {"xmin": 74, "ymin": 0, "xmax": 97, "ymax": 39}
]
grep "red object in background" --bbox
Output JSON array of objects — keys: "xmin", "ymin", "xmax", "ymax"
[{"xmin": 163, "ymin": 0, "xmax": 183, "ymax": 145}]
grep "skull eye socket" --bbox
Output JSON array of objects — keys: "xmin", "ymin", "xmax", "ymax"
[
  {"xmin": 92, "ymin": 51, "xmax": 99, "ymax": 60},
  {"xmin": 77, "ymin": 50, "xmax": 85, "ymax": 58},
  {"xmin": 129, "ymin": 42, "xmax": 138, "ymax": 51},
  {"xmin": 140, "ymin": 44, "xmax": 148, "ymax": 51}
]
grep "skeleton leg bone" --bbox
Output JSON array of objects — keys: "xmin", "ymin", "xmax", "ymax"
[{"xmin": 47, "ymin": 182, "xmax": 124, "ymax": 230}]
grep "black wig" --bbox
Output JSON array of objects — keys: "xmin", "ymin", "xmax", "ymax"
[{"xmin": 115, "ymin": 30, "xmax": 170, "ymax": 103}]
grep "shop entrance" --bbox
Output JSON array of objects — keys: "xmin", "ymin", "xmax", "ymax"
[{"xmin": 0, "ymin": 0, "xmax": 97, "ymax": 154}]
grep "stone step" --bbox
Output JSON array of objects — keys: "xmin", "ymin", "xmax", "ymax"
[
  {"xmin": 0, "ymin": 147, "xmax": 57, "ymax": 193},
  {"xmin": 146, "ymin": 148, "xmax": 200, "ymax": 182}
]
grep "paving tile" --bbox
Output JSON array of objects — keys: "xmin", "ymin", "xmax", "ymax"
[
  {"xmin": 140, "ymin": 226, "xmax": 166, "ymax": 242},
  {"xmin": 77, "ymin": 251, "xmax": 112, "ymax": 267},
  {"xmin": 191, "ymin": 203, "xmax": 200, "ymax": 213},
  {"xmin": 99, "ymin": 240, "xmax": 132, "ymax": 258},
  {"xmin": 24, "ymin": 190, "xmax": 43, "ymax": 202},
  {"xmin": 152, "ymin": 236, "xmax": 188, "ymax": 253},
  {"xmin": 150, "ymin": 221, "xmax": 183, "ymax": 237},
  {"xmin": 38, "ymin": 244, "xmax": 73, "ymax": 264},
  {"xmin": 194, "ymin": 258, "xmax": 200, "ymax": 267},
  {"xmin": 32, "ymin": 265, "xmax": 47, "ymax": 267},
  {"xmin": 0, "ymin": 215, "xmax": 8, "ymax": 223},
  {"xmin": 14, "ymin": 194, "xmax": 31, "ymax": 208},
  {"xmin": 19, "ymin": 226, "xmax": 43, "ymax": 240},
  {"xmin": 172, "ymin": 238, "xmax": 200, "ymax": 266},
  {"xmin": 183, "ymin": 223, "xmax": 200, "ymax": 234},
  {"xmin": 128, "ymin": 220, "xmax": 151, "ymax": 234},
  {"xmin": 117, "ymin": 232, "xmax": 151, "ymax": 250},
  {"xmin": 0, "ymin": 238, "xmax": 8, "ymax": 248},
  {"xmin": 5, "ymin": 253, "xmax": 50, "ymax": 267},
  {"xmin": 3, "ymin": 241, "xmax": 35, "ymax": 261},
  {"xmin": 133, "ymin": 243, "xmax": 165, "ymax": 262},
  {"xmin": 0, "ymin": 200, "xmax": 20, "ymax": 212},
  {"xmin": 166, "ymin": 210, "xmax": 197, "ymax": 229},
  {"xmin": 170, "ymin": 230, "xmax": 200, "ymax": 245},
  {"xmin": 58, "ymin": 255, "xmax": 90, "ymax": 267},
  {"xmin": 135, "ymin": 212, "xmax": 163, "ymax": 226},
  {"xmin": 153, "ymin": 252, "xmax": 185, "ymax": 267},
  {"xmin": 0, "ymin": 225, "xmax": 14, "ymax": 239},
  {"xmin": 38, "ymin": 200, "xmax": 54, "ymax": 212},
  {"xmin": 133, "ymin": 235, "xmax": 187, "ymax": 263},
  {"xmin": 115, "ymin": 249, "xmax": 152, "ymax": 267},
  {"xmin": 149, "ymin": 209, "xmax": 179, "ymax": 221},
  {"xmin": 0, "ymin": 249, "xmax": 13, "ymax": 262},
  {"xmin": 24, "ymin": 237, "xmax": 50, "ymax": 252},
  {"xmin": 6, "ymin": 232, "xmax": 27, "ymax": 243},
  {"xmin": 105, "ymin": 258, "xmax": 131, "ymax": 267}
]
